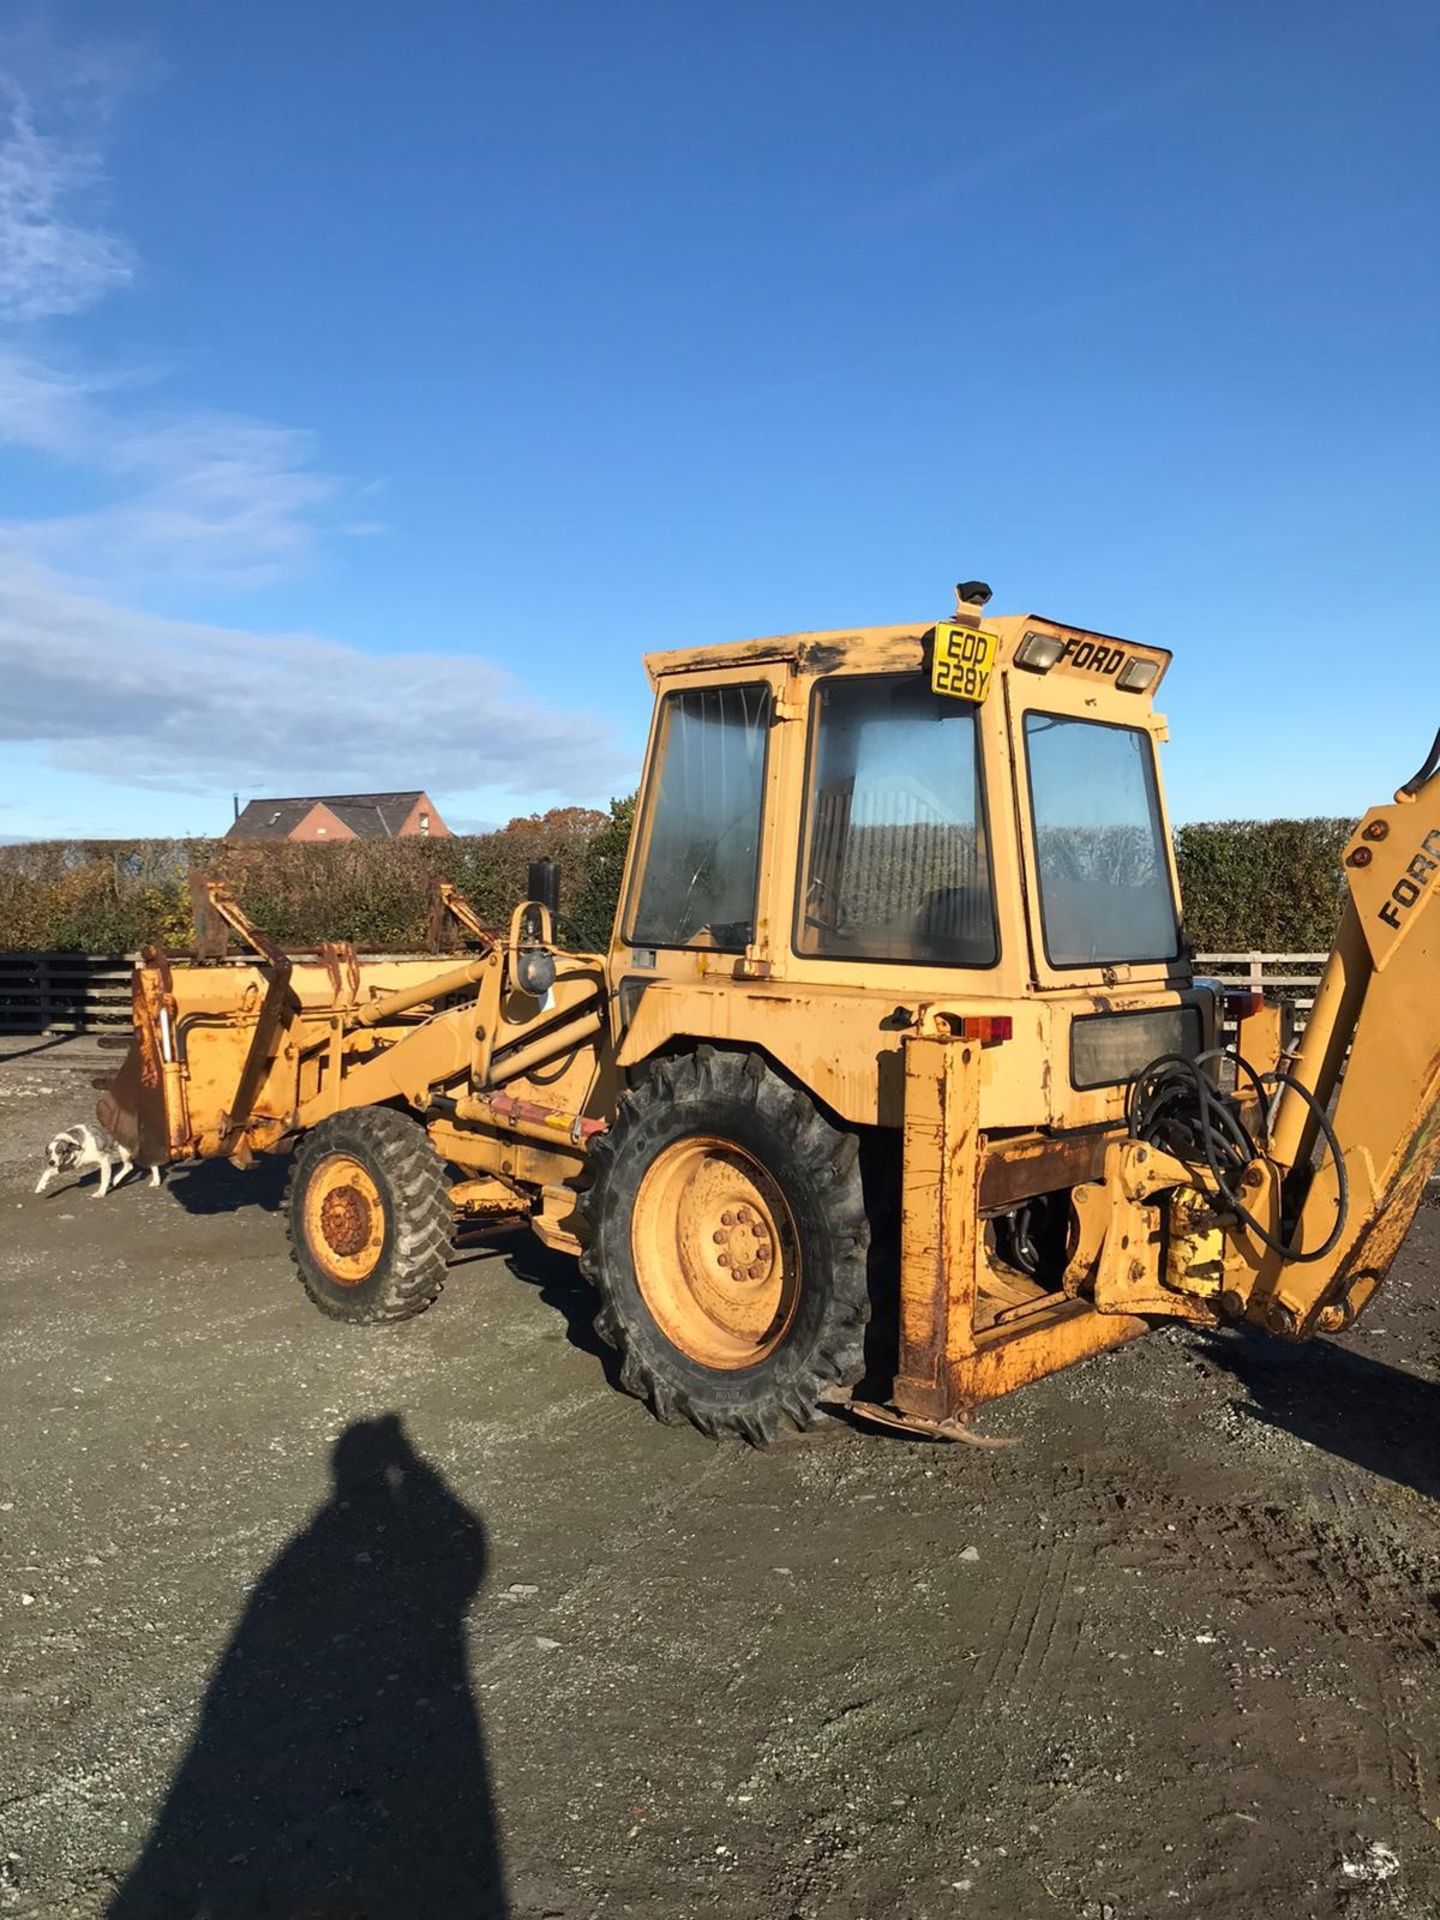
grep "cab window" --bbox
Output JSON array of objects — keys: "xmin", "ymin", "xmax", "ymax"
[
  {"xmin": 797, "ymin": 674, "xmax": 998, "ymax": 966},
  {"xmin": 1023, "ymin": 713, "xmax": 1179, "ymax": 965},
  {"xmin": 628, "ymin": 683, "xmax": 771, "ymax": 950}
]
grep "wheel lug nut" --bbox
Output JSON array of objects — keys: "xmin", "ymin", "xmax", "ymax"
[
  {"xmin": 721, "ymin": 1211, "xmax": 735, "ymax": 1226},
  {"xmin": 713, "ymin": 1229, "xmax": 729, "ymax": 1244},
  {"xmin": 717, "ymin": 1253, "xmax": 731, "ymax": 1268},
  {"xmin": 736, "ymin": 1207, "xmax": 752, "ymax": 1225}
]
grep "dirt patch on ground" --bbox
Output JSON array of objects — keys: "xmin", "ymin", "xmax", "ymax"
[{"xmin": 2, "ymin": 1056, "xmax": 1439, "ymax": 1918}]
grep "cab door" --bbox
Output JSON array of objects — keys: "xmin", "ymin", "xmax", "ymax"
[
  {"xmin": 1003, "ymin": 666, "xmax": 1184, "ymax": 995},
  {"xmin": 608, "ymin": 662, "xmax": 794, "ymax": 1038}
]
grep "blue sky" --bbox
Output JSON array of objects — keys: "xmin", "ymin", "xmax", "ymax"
[{"xmin": 0, "ymin": 1, "xmax": 1435, "ymax": 839}]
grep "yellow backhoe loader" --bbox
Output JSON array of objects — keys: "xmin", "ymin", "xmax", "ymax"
[{"xmin": 99, "ymin": 583, "xmax": 1440, "ymax": 1441}]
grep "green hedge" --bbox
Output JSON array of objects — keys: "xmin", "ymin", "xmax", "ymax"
[
  {"xmin": 1172, "ymin": 817, "xmax": 1352, "ymax": 952},
  {"xmin": 0, "ymin": 802, "xmax": 631, "ymax": 955},
  {"xmin": 0, "ymin": 805, "xmax": 1352, "ymax": 959}
]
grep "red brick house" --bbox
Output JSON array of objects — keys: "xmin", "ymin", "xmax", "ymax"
[{"xmin": 226, "ymin": 791, "xmax": 451, "ymax": 843}]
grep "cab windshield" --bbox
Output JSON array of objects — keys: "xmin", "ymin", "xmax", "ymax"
[
  {"xmin": 798, "ymin": 675, "xmax": 998, "ymax": 966},
  {"xmin": 1023, "ymin": 713, "xmax": 1179, "ymax": 966}
]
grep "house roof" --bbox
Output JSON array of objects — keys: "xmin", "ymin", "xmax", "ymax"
[{"xmin": 227, "ymin": 791, "xmax": 433, "ymax": 842}]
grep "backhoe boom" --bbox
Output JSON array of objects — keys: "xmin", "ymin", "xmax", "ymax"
[
  {"xmin": 1263, "ymin": 734, "xmax": 1440, "ymax": 1332},
  {"xmin": 1072, "ymin": 730, "xmax": 1440, "ymax": 1354}
]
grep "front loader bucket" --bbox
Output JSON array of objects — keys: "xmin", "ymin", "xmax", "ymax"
[
  {"xmin": 94, "ymin": 955, "xmax": 188, "ymax": 1167},
  {"xmin": 94, "ymin": 924, "xmax": 497, "ymax": 1170},
  {"xmin": 96, "ymin": 1033, "xmax": 170, "ymax": 1166}
]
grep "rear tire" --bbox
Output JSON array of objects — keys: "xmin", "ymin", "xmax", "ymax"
[
  {"xmin": 285, "ymin": 1108, "xmax": 452, "ymax": 1323},
  {"xmin": 578, "ymin": 1049, "xmax": 870, "ymax": 1442}
]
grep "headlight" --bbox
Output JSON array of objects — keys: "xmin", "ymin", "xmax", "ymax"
[
  {"xmin": 1015, "ymin": 631, "xmax": 1065, "ymax": 671},
  {"xmin": 1117, "ymin": 658, "xmax": 1159, "ymax": 693}
]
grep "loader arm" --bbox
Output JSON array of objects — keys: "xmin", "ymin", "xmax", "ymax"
[{"xmin": 100, "ymin": 875, "xmax": 609, "ymax": 1170}]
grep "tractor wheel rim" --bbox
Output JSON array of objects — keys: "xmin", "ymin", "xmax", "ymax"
[
  {"xmin": 303, "ymin": 1153, "xmax": 385, "ymax": 1285},
  {"xmin": 630, "ymin": 1135, "xmax": 799, "ymax": 1370}
]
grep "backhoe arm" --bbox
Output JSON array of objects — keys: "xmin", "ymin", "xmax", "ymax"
[
  {"xmin": 1077, "ymin": 730, "xmax": 1440, "ymax": 1344},
  {"xmin": 1257, "ymin": 730, "xmax": 1440, "ymax": 1334}
]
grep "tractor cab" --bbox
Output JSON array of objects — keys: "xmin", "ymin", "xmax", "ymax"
[{"xmin": 610, "ymin": 584, "xmax": 1213, "ymax": 1141}]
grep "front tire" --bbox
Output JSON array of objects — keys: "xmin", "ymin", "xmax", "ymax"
[
  {"xmin": 285, "ymin": 1108, "xmax": 453, "ymax": 1323},
  {"xmin": 578, "ymin": 1049, "xmax": 870, "ymax": 1442}
]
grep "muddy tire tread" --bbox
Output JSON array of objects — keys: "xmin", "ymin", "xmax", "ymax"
[
  {"xmin": 578, "ymin": 1047, "xmax": 869, "ymax": 1442},
  {"xmin": 284, "ymin": 1107, "xmax": 452, "ymax": 1324}
]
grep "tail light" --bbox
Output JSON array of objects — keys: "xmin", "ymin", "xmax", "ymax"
[
  {"xmin": 958, "ymin": 1015, "xmax": 1013, "ymax": 1044},
  {"xmin": 1224, "ymin": 991, "xmax": 1265, "ymax": 1019}
]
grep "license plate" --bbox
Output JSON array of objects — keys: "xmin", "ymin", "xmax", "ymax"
[{"xmin": 930, "ymin": 624, "xmax": 998, "ymax": 704}]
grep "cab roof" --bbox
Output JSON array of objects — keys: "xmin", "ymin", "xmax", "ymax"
[{"xmin": 644, "ymin": 611, "xmax": 1171, "ymax": 692}]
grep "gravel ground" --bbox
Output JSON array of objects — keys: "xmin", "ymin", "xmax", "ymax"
[{"xmin": 2, "ymin": 1053, "xmax": 1439, "ymax": 1919}]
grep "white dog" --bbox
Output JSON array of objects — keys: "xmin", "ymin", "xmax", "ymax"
[{"xmin": 35, "ymin": 1125, "xmax": 162, "ymax": 1200}]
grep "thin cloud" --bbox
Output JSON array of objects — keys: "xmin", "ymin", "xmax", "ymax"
[
  {"xmin": 11, "ymin": 408, "xmax": 342, "ymax": 587},
  {"xmin": 0, "ymin": 346, "xmax": 346, "ymax": 585},
  {"xmin": 0, "ymin": 63, "xmax": 629, "ymax": 818},
  {"xmin": 0, "ymin": 74, "xmax": 346, "ymax": 587},
  {"xmin": 0, "ymin": 76, "xmax": 132, "ymax": 321},
  {"xmin": 0, "ymin": 344, "xmax": 105, "ymax": 455},
  {"xmin": 847, "ymin": 17, "xmax": 1348, "ymax": 236},
  {"xmin": 0, "ymin": 560, "xmax": 634, "ymax": 802}
]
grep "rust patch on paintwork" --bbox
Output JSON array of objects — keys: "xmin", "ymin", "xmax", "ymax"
[
  {"xmin": 978, "ymin": 1131, "xmax": 1113, "ymax": 1212},
  {"xmin": 796, "ymin": 640, "xmax": 848, "ymax": 673}
]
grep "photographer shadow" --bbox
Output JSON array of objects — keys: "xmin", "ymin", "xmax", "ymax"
[{"xmin": 108, "ymin": 1414, "xmax": 507, "ymax": 1918}]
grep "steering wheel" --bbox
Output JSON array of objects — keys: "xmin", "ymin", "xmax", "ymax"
[
  {"xmin": 671, "ymin": 819, "xmax": 754, "ymax": 943},
  {"xmin": 803, "ymin": 870, "xmax": 846, "ymax": 937}
]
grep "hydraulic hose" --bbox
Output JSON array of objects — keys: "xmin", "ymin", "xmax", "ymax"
[{"xmin": 1127, "ymin": 1048, "xmax": 1348, "ymax": 1265}]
